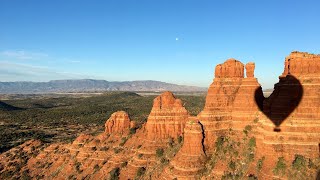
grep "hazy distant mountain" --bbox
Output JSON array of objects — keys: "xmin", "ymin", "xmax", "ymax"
[{"xmin": 0, "ymin": 79, "xmax": 207, "ymax": 94}]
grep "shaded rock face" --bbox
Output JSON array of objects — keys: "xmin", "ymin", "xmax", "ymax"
[
  {"xmin": 105, "ymin": 111, "xmax": 132, "ymax": 135},
  {"xmin": 177, "ymin": 119, "xmax": 206, "ymax": 156},
  {"xmin": 256, "ymin": 51, "xmax": 320, "ymax": 178},
  {"xmin": 198, "ymin": 59, "xmax": 263, "ymax": 153},
  {"xmin": 146, "ymin": 91, "xmax": 189, "ymax": 140},
  {"xmin": 164, "ymin": 118, "xmax": 206, "ymax": 179}
]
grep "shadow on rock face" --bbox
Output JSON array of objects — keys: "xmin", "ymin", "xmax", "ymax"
[{"xmin": 255, "ymin": 75, "xmax": 303, "ymax": 132}]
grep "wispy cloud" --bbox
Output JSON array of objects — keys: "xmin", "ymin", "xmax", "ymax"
[
  {"xmin": 0, "ymin": 61, "xmax": 95, "ymax": 82},
  {"xmin": 0, "ymin": 50, "xmax": 49, "ymax": 60},
  {"xmin": 69, "ymin": 60, "xmax": 81, "ymax": 63}
]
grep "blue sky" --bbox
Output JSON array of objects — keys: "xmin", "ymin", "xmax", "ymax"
[{"xmin": 0, "ymin": 0, "xmax": 319, "ymax": 89}]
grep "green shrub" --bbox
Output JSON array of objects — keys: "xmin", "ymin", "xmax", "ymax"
[
  {"xmin": 109, "ymin": 167, "xmax": 120, "ymax": 180},
  {"xmin": 160, "ymin": 157, "xmax": 168, "ymax": 164},
  {"xmin": 243, "ymin": 125, "xmax": 252, "ymax": 136},
  {"xmin": 100, "ymin": 146, "xmax": 109, "ymax": 151},
  {"xmin": 215, "ymin": 136, "xmax": 225, "ymax": 152},
  {"xmin": 292, "ymin": 154, "xmax": 307, "ymax": 171},
  {"xmin": 177, "ymin": 136, "xmax": 183, "ymax": 144},
  {"xmin": 119, "ymin": 137, "xmax": 127, "ymax": 146},
  {"xmin": 75, "ymin": 162, "xmax": 81, "ymax": 173},
  {"xmin": 136, "ymin": 167, "xmax": 146, "ymax": 177},
  {"xmin": 228, "ymin": 161, "xmax": 236, "ymax": 171},
  {"xmin": 247, "ymin": 174, "xmax": 258, "ymax": 180},
  {"xmin": 113, "ymin": 147, "xmax": 122, "ymax": 154},
  {"xmin": 129, "ymin": 127, "xmax": 137, "ymax": 135},
  {"xmin": 94, "ymin": 164, "xmax": 100, "ymax": 172},
  {"xmin": 121, "ymin": 161, "xmax": 128, "ymax": 168},
  {"xmin": 256, "ymin": 156, "xmax": 265, "ymax": 172},
  {"xmin": 68, "ymin": 174, "xmax": 75, "ymax": 180},
  {"xmin": 273, "ymin": 157, "xmax": 287, "ymax": 176},
  {"xmin": 248, "ymin": 137, "xmax": 256, "ymax": 149},
  {"xmin": 156, "ymin": 148, "xmax": 164, "ymax": 158},
  {"xmin": 168, "ymin": 138, "xmax": 174, "ymax": 147}
]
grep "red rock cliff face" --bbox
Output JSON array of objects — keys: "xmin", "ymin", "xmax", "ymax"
[
  {"xmin": 214, "ymin": 59, "xmax": 245, "ymax": 78},
  {"xmin": 198, "ymin": 59, "xmax": 263, "ymax": 153},
  {"xmin": 146, "ymin": 91, "xmax": 189, "ymax": 140},
  {"xmin": 282, "ymin": 51, "xmax": 320, "ymax": 77},
  {"xmin": 256, "ymin": 51, "xmax": 320, "ymax": 178},
  {"xmin": 121, "ymin": 91, "xmax": 190, "ymax": 179},
  {"xmin": 163, "ymin": 118, "xmax": 206, "ymax": 179}
]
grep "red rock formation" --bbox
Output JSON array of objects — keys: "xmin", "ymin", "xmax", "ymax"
[
  {"xmin": 13, "ymin": 111, "xmax": 138, "ymax": 180},
  {"xmin": 245, "ymin": 62, "xmax": 255, "ymax": 78},
  {"xmin": 105, "ymin": 111, "xmax": 132, "ymax": 135},
  {"xmin": 163, "ymin": 118, "xmax": 206, "ymax": 179},
  {"xmin": 146, "ymin": 91, "xmax": 189, "ymax": 140},
  {"xmin": 2, "ymin": 51, "xmax": 320, "ymax": 180},
  {"xmin": 281, "ymin": 51, "xmax": 320, "ymax": 77},
  {"xmin": 256, "ymin": 51, "xmax": 320, "ymax": 178},
  {"xmin": 121, "ymin": 91, "xmax": 190, "ymax": 179},
  {"xmin": 198, "ymin": 58, "xmax": 263, "ymax": 154},
  {"xmin": 214, "ymin": 59, "xmax": 244, "ymax": 78}
]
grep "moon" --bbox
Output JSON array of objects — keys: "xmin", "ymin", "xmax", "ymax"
[{"xmin": 175, "ymin": 38, "xmax": 179, "ymax": 41}]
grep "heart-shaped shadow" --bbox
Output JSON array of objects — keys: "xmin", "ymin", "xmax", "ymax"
[{"xmin": 255, "ymin": 75, "xmax": 303, "ymax": 132}]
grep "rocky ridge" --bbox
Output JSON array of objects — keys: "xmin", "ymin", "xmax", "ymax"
[{"xmin": 0, "ymin": 51, "xmax": 319, "ymax": 179}]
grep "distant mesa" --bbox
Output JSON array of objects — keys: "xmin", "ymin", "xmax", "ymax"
[{"xmin": 0, "ymin": 80, "xmax": 207, "ymax": 94}]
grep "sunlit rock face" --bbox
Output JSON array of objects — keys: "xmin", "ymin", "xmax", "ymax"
[
  {"xmin": 122, "ymin": 91, "xmax": 191, "ymax": 179},
  {"xmin": 256, "ymin": 51, "xmax": 320, "ymax": 178},
  {"xmin": 146, "ymin": 91, "xmax": 189, "ymax": 140},
  {"xmin": 198, "ymin": 59, "xmax": 263, "ymax": 154},
  {"xmin": 105, "ymin": 111, "xmax": 132, "ymax": 135}
]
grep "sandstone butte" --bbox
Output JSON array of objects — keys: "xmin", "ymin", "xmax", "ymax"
[{"xmin": 0, "ymin": 51, "xmax": 319, "ymax": 179}]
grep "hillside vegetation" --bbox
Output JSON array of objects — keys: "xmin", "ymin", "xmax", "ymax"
[{"xmin": 0, "ymin": 92, "xmax": 205, "ymax": 153}]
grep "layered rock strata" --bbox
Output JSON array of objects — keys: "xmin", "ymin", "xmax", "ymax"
[
  {"xmin": 105, "ymin": 111, "xmax": 133, "ymax": 135},
  {"xmin": 146, "ymin": 91, "xmax": 189, "ymax": 140},
  {"xmin": 198, "ymin": 59, "xmax": 264, "ymax": 153},
  {"xmin": 1, "ymin": 51, "xmax": 319, "ymax": 179},
  {"xmin": 163, "ymin": 118, "xmax": 206, "ymax": 179},
  {"xmin": 123, "ymin": 91, "xmax": 190, "ymax": 178},
  {"xmin": 256, "ymin": 51, "xmax": 320, "ymax": 178}
]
